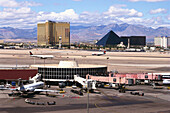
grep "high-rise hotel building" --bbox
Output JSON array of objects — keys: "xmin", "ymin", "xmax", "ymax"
[
  {"xmin": 37, "ymin": 20, "xmax": 70, "ymax": 46},
  {"xmin": 154, "ymin": 36, "xmax": 170, "ymax": 48}
]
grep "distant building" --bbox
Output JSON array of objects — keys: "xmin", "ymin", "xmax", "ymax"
[
  {"xmin": 96, "ymin": 30, "xmax": 146, "ymax": 47},
  {"xmin": 96, "ymin": 30, "xmax": 122, "ymax": 46},
  {"xmin": 121, "ymin": 36, "xmax": 146, "ymax": 48},
  {"xmin": 154, "ymin": 36, "xmax": 170, "ymax": 48},
  {"xmin": 0, "ymin": 40, "xmax": 4, "ymax": 44},
  {"xmin": 37, "ymin": 20, "xmax": 70, "ymax": 46}
]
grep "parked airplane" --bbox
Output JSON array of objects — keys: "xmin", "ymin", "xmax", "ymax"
[
  {"xmin": 0, "ymin": 81, "xmax": 63, "ymax": 94},
  {"xmin": 92, "ymin": 51, "xmax": 106, "ymax": 56},
  {"xmin": 0, "ymin": 74, "xmax": 64, "ymax": 94},
  {"xmin": 29, "ymin": 51, "xmax": 54, "ymax": 59}
]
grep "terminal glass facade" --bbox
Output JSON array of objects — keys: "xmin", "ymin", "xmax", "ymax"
[{"xmin": 38, "ymin": 67, "xmax": 107, "ymax": 81}]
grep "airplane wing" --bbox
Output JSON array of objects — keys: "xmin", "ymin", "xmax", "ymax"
[
  {"xmin": 0, "ymin": 87, "xmax": 17, "ymax": 91},
  {"xmin": 34, "ymin": 89, "xmax": 65, "ymax": 93},
  {"xmin": 31, "ymin": 55, "xmax": 54, "ymax": 59},
  {"xmin": 0, "ymin": 87, "xmax": 9, "ymax": 90},
  {"xmin": 92, "ymin": 53, "xmax": 102, "ymax": 56},
  {"xmin": 97, "ymin": 54, "xmax": 102, "ymax": 56}
]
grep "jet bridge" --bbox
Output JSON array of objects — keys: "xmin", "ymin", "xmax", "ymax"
[
  {"xmin": 74, "ymin": 75, "xmax": 96, "ymax": 90},
  {"xmin": 86, "ymin": 74, "xmax": 136, "ymax": 89},
  {"xmin": 29, "ymin": 73, "xmax": 42, "ymax": 83}
]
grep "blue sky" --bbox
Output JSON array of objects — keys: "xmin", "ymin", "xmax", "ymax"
[{"xmin": 0, "ymin": 0, "xmax": 169, "ymax": 28}]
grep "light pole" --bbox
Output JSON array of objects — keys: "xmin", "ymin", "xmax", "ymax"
[
  {"xmin": 107, "ymin": 57, "xmax": 109, "ymax": 71},
  {"xmin": 87, "ymin": 74, "xmax": 91, "ymax": 113},
  {"xmin": 87, "ymin": 80, "xmax": 89, "ymax": 113},
  {"xmin": 16, "ymin": 58, "xmax": 17, "ymax": 69},
  {"xmin": 34, "ymin": 57, "xmax": 35, "ymax": 64},
  {"xmin": 43, "ymin": 58, "xmax": 47, "ymax": 81}
]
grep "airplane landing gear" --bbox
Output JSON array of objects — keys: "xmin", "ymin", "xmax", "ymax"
[{"xmin": 118, "ymin": 85, "xmax": 126, "ymax": 93}]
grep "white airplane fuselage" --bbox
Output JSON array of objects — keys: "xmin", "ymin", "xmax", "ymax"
[
  {"xmin": 30, "ymin": 55, "xmax": 54, "ymax": 59},
  {"xmin": 18, "ymin": 81, "xmax": 44, "ymax": 92},
  {"xmin": 29, "ymin": 51, "xmax": 54, "ymax": 59},
  {"xmin": 92, "ymin": 51, "xmax": 106, "ymax": 56}
]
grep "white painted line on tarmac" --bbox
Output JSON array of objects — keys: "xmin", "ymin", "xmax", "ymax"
[
  {"xmin": 0, "ymin": 64, "xmax": 29, "ymax": 68},
  {"xmin": 109, "ymin": 64, "xmax": 170, "ymax": 67}
]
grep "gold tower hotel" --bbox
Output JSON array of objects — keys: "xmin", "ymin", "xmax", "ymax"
[{"xmin": 37, "ymin": 20, "xmax": 70, "ymax": 46}]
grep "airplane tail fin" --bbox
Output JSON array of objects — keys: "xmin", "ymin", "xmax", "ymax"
[
  {"xmin": 29, "ymin": 51, "xmax": 33, "ymax": 55},
  {"xmin": 104, "ymin": 51, "xmax": 106, "ymax": 54}
]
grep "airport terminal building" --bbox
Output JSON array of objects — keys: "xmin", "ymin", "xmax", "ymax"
[
  {"xmin": 0, "ymin": 69, "xmax": 37, "ymax": 84},
  {"xmin": 31, "ymin": 61, "xmax": 107, "ymax": 82}
]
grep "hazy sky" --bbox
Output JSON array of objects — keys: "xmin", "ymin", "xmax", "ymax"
[{"xmin": 0, "ymin": 0, "xmax": 169, "ymax": 28}]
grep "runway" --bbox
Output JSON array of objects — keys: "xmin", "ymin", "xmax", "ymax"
[{"xmin": 0, "ymin": 48, "xmax": 170, "ymax": 73}]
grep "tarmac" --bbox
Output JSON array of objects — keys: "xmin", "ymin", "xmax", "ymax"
[
  {"xmin": 0, "ymin": 48, "xmax": 170, "ymax": 113},
  {"xmin": 0, "ymin": 48, "xmax": 170, "ymax": 73},
  {"xmin": 0, "ymin": 86, "xmax": 170, "ymax": 113}
]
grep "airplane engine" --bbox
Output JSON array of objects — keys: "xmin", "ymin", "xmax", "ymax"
[
  {"xmin": 19, "ymin": 86, "xmax": 26, "ymax": 92},
  {"xmin": 26, "ymin": 87, "xmax": 35, "ymax": 92},
  {"xmin": 59, "ymin": 82, "xmax": 66, "ymax": 88}
]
